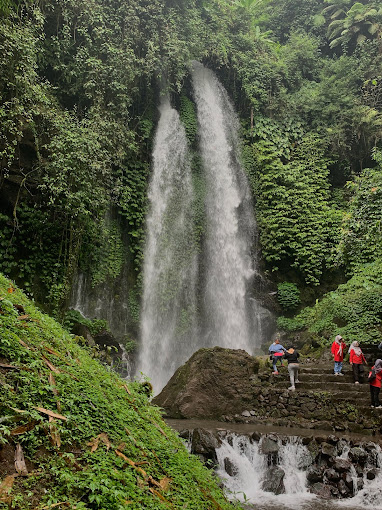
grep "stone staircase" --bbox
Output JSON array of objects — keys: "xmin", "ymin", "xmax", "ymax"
[{"xmin": 273, "ymin": 343, "xmax": 382, "ymax": 420}]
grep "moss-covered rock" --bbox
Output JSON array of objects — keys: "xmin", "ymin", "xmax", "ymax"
[{"xmin": 153, "ymin": 347, "xmax": 260, "ymax": 420}]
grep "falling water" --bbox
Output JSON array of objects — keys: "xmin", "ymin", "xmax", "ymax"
[
  {"xmin": 138, "ymin": 97, "xmax": 198, "ymax": 392},
  {"xmin": 191, "ymin": 62, "xmax": 257, "ymax": 350},
  {"xmin": 138, "ymin": 64, "xmax": 273, "ymax": 392},
  {"xmin": 216, "ymin": 434, "xmax": 314, "ymax": 508},
  {"xmin": 215, "ymin": 434, "xmax": 382, "ymax": 510}
]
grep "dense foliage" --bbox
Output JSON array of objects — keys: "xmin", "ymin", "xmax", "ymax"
[
  {"xmin": 0, "ymin": 274, "xmax": 240, "ymax": 509},
  {"xmin": 278, "ymin": 260, "xmax": 382, "ymax": 345},
  {"xmin": 0, "ymin": 0, "xmax": 382, "ymax": 337}
]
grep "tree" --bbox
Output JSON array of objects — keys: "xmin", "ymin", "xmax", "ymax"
[{"xmin": 325, "ymin": 1, "xmax": 382, "ymax": 50}]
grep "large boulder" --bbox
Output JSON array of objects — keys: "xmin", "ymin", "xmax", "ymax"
[{"xmin": 153, "ymin": 347, "xmax": 259, "ymax": 419}]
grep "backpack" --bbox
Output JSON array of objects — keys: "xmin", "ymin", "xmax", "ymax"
[{"xmin": 368, "ymin": 368, "xmax": 377, "ymax": 383}]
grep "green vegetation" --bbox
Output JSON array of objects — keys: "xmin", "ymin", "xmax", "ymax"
[
  {"xmin": 277, "ymin": 282, "xmax": 301, "ymax": 313},
  {"xmin": 1, "ymin": 0, "xmax": 382, "ymax": 315},
  {"xmin": 0, "ymin": 274, "xmax": 240, "ymax": 509},
  {"xmin": 278, "ymin": 260, "xmax": 382, "ymax": 345}
]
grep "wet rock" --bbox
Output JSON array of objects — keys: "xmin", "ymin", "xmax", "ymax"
[
  {"xmin": 190, "ymin": 429, "xmax": 220, "ymax": 463},
  {"xmin": 338, "ymin": 479, "xmax": 350, "ymax": 497},
  {"xmin": 349, "ymin": 447, "xmax": 368, "ymax": 464},
  {"xmin": 324, "ymin": 468, "xmax": 340, "ymax": 482},
  {"xmin": 310, "ymin": 482, "xmax": 332, "ymax": 499},
  {"xmin": 321, "ymin": 442, "xmax": 335, "ymax": 457},
  {"xmin": 72, "ymin": 323, "xmax": 95, "ymax": 347},
  {"xmin": 178, "ymin": 429, "xmax": 191, "ymax": 440},
  {"xmin": 366, "ymin": 468, "xmax": 377, "ymax": 480},
  {"xmin": 332, "ymin": 458, "xmax": 352, "ymax": 473},
  {"xmin": 345, "ymin": 472, "xmax": 354, "ymax": 491},
  {"xmin": 251, "ymin": 432, "xmax": 261, "ymax": 442},
  {"xmin": 224, "ymin": 457, "xmax": 238, "ymax": 477},
  {"xmin": 306, "ymin": 466, "xmax": 324, "ymax": 483},
  {"xmin": 262, "ymin": 466, "xmax": 285, "ymax": 495},
  {"xmin": 260, "ymin": 437, "xmax": 279, "ymax": 455}
]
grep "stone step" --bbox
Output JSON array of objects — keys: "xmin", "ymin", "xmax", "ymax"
[
  {"xmin": 299, "ymin": 366, "xmax": 371, "ymax": 373},
  {"xmin": 272, "ymin": 370, "xmax": 368, "ymax": 382},
  {"xmin": 276, "ymin": 380, "xmax": 369, "ymax": 392}
]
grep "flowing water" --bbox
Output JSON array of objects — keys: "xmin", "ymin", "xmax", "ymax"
[
  {"xmin": 215, "ymin": 434, "xmax": 382, "ymax": 510},
  {"xmin": 137, "ymin": 64, "xmax": 273, "ymax": 392},
  {"xmin": 191, "ymin": 61, "xmax": 257, "ymax": 351},
  {"xmin": 138, "ymin": 97, "xmax": 198, "ymax": 392}
]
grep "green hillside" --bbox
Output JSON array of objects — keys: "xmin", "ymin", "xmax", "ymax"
[{"xmin": 0, "ymin": 274, "xmax": 239, "ymax": 510}]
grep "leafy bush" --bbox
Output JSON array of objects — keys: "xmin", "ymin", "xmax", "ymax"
[
  {"xmin": 277, "ymin": 282, "xmax": 301, "ymax": 312},
  {"xmin": 282, "ymin": 260, "xmax": 382, "ymax": 345},
  {"xmin": 62, "ymin": 309, "xmax": 109, "ymax": 337}
]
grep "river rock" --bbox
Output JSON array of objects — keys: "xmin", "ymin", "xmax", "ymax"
[
  {"xmin": 153, "ymin": 347, "xmax": 259, "ymax": 419},
  {"xmin": 306, "ymin": 466, "xmax": 324, "ymax": 483},
  {"xmin": 190, "ymin": 428, "xmax": 220, "ymax": 463},
  {"xmin": 332, "ymin": 458, "xmax": 352, "ymax": 472},
  {"xmin": 262, "ymin": 466, "xmax": 285, "ymax": 495},
  {"xmin": 224, "ymin": 457, "xmax": 238, "ymax": 477},
  {"xmin": 321, "ymin": 442, "xmax": 335, "ymax": 457},
  {"xmin": 260, "ymin": 436, "xmax": 279, "ymax": 455},
  {"xmin": 366, "ymin": 468, "xmax": 377, "ymax": 480},
  {"xmin": 349, "ymin": 447, "xmax": 368, "ymax": 464},
  {"xmin": 324, "ymin": 468, "xmax": 340, "ymax": 482},
  {"xmin": 310, "ymin": 482, "xmax": 332, "ymax": 499}
]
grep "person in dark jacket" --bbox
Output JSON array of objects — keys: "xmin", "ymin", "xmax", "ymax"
[
  {"xmin": 284, "ymin": 347, "xmax": 300, "ymax": 391},
  {"xmin": 369, "ymin": 358, "xmax": 382, "ymax": 408},
  {"xmin": 349, "ymin": 341, "xmax": 367, "ymax": 384}
]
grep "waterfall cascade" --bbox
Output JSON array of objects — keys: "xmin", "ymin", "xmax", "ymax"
[
  {"xmin": 138, "ymin": 98, "xmax": 198, "ymax": 392},
  {"xmin": 215, "ymin": 433, "xmax": 382, "ymax": 510},
  {"xmin": 191, "ymin": 61, "xmax": 258, "ymax": 351},
  {"xmin": 138, "ymin": 64, "xmax": 272, "ymax": 392}
]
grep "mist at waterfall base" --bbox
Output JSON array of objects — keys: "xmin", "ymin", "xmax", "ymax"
[
  {"xmin": 138, "ymin": 63, "xmax": 272, "ymax": 393},
  {"xmin": 215, "ymin": 435, "xmax": 382, "ymax": 510}
]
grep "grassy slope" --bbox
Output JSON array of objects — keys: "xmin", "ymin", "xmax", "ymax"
[{"xmin": 0, "ymin": 274, "xmax": 240, "ymax": 510}]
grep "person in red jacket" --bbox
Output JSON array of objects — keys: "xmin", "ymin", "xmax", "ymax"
[
  {"xmin": 349, "ymin": 341, "xmax": 367, "ymax": 384},
  {"xmin": 331, "ymin": 335, "xmax": 347, "ymax": 376},
  {"xmin": 369, "ymin": 359, "xmax": 382, "ymax": 408}
]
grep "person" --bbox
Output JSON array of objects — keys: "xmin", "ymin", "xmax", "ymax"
[
  {"xmin": 284, "ymin": 347, "xmax": 300, "ymax": 391},
  {"xmin": 331, "ymin": 335, "xmax": 347, "ymax": 376},
  {"xmin": 368, "ymin": 359, "xmax": 382, "ymax": 408},
  {"xmin": 349, "ymin": 341, "xmax": 367, "ymax": 384},
  {"xmin": 268, "ymin": 337, "xmax": 287, "ymax": 375}
]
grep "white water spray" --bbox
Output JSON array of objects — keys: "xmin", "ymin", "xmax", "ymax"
[
  {"xmin": 216, "ymin": 434, "xmax": 382, "ymax": 510},
  {"xmin": 216, "ymin": 434, "xmax": 314, "ymax": 508},
  {"xmin": 191, "ymin": 62, "xmax": 257, "ymax": 350},
  {"xmin": 138, "ymin": 98, "xmax": 198, "ymax": 392}
]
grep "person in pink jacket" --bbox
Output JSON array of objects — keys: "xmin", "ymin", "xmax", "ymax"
[
  {"xmin": 349, "ymin": 341, "xmax": 367, "ymax": 384},
  {"xmin": 369, "ymin": 359, "xmax": 382, "ymax": 408},
  {"xmin": 331, "ymin": 335, "xmax": 347, "ymax": 376}
]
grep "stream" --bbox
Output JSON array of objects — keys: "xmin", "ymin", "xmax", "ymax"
[{"xmin": 166, "ymin": 419, "xmax": 382, "ymax": 510}]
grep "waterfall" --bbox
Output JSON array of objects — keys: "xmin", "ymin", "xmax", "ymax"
[
  {"xmin": 344, "ymin": 445, "xmax": 382, "ymax": 508},
  {"xmin": 216, "ymin": 434, "xmax": 314, "ymax": 507},
  {"xmin": 138, "ymin": 97, "xmax": 198, "ymax": 392},
  {"xmin": 215, "ymin": 434, "xmax": 382, "ymax": 510},
  {"xmin": 191, "ymin": 62, "xmax": 257, "ymax": 350}
]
